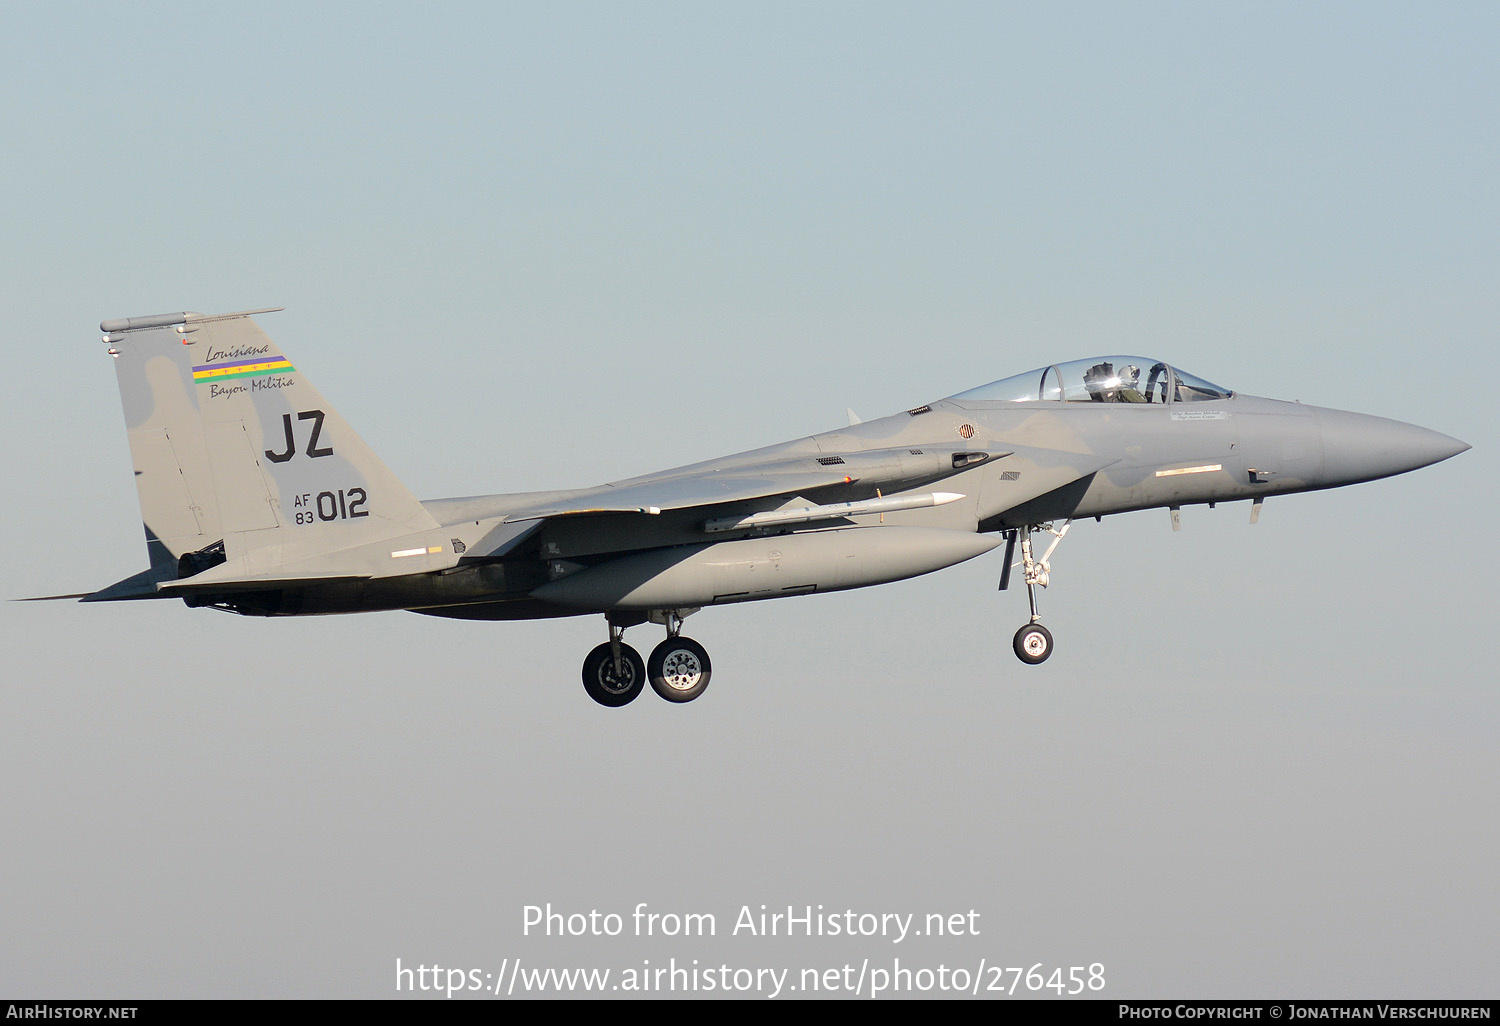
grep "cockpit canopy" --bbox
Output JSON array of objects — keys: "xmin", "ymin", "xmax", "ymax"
[{"xmin": 948, "ymin": 357, "xmax": 1233, "ymax": 405}]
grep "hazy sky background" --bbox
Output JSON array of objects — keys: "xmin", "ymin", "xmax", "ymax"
[{"xmin": 3, "ymin": 2, "xmax": 1495, "ymax": 999}]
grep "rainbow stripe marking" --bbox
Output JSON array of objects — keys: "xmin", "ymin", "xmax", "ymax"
[{"xmin": 192, "ymin": 356, "xmax": 295, "ymax": 383}]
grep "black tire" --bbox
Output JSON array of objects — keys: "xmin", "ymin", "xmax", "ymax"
[
  {"xmin": 581, "ymin": 642, "xmax": 646, "ymax": 706},
  {"xmin": 648, "ymin": 637, "xmax": 712, "ymax": 703},
  {"xmin": 1013, "ymin": 623, "xmax": 1054, "ymax": 665}
]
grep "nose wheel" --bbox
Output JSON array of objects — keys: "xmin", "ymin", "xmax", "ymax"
[
  {"xmin": 1013, "ymin": 622, "xmax": 1054, "ymax": 664},
  {"xmin": 999, "ymin": 521, "xmax": 1070, "ymax": 665}
]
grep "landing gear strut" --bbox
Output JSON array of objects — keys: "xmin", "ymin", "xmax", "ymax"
[
  {"xmin": 581, "ymin": 609, "xmax": 711, "ymax": 706},
  {"xmin": 581, "ymin": 618, "xmax": 646, "ymax": 706},
  {"xmin": 1000, "ymin": 520, "xmax": 1071, "ymax": 665}
]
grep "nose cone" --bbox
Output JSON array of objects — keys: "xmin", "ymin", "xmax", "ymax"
[{"xmin": 1314, "ymin": 407, "xmax": 1470, "ymax": 487}]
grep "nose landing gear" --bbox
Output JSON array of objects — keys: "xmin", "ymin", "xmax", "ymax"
[{"xmin": 1000, "ymin": 520, "xmax": 1071, "ymax": 665}]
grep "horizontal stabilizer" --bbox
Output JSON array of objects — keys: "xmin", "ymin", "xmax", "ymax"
[
  {"xmin": 20, "ymin": 566, "xmax": 177, "ymax": 603},
  {"xmin": 159, "ymin": 571, "xmax": 370, "ymax": 594},
  {"xmin": 81, "ymin": 566, "xmax": 178, "ymax": 602}
]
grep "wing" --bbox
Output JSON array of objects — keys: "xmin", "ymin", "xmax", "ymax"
[
  {"xmin": 420, "ymin": 441, "xmax": 1117, "ymax": 559},
  {"xmin": 496, "ymin": 444, "xmax": 1008, "ymax": 523}
]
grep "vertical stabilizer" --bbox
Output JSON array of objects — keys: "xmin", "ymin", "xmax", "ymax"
[{"xmin": 101, "ymin": 309, "xmax": 441, "ymax": 583}]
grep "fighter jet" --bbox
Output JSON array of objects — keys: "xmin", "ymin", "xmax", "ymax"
[{"xmin": 57, "ymin": 308, "xmax": 1468, "ymax": 706}]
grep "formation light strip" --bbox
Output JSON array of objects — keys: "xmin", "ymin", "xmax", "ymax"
[{"xmin": 1155, "ymin": 464, "xmax": 1223, "ymax": 477}]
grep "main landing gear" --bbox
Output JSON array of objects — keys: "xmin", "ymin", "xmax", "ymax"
[
  {"xmin": 581, "ymin": 609, "xmax": 712, "ymax": 707},
  {"xmin": 999, "ymin": 520, "xmax": 1071, "ymax": 665}
]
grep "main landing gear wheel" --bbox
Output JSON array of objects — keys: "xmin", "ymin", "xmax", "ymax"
[
  {"xmin": 649, "ymin": 636, "xmax": 712, "ymax": 703},
  {"xmin": 581, "ymin": 642, "xmax": 646, "ymax": 707},
  {"xmin": 1013, "ymin": 623, "xmax": 1053, "ymax": 665}
]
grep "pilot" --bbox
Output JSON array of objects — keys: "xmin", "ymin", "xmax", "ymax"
[
  {"xmin": 1118, "ymin": 364, "xmax": 1146, "ymax": 403},
  {"xmin": 1084, "ymin": 361, "xmax": 1115, "ymax": 401}
]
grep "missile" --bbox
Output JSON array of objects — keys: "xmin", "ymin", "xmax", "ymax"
[{"xmin": 702, "ymin": 491, "xmax": 966, "ymax": 533}]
